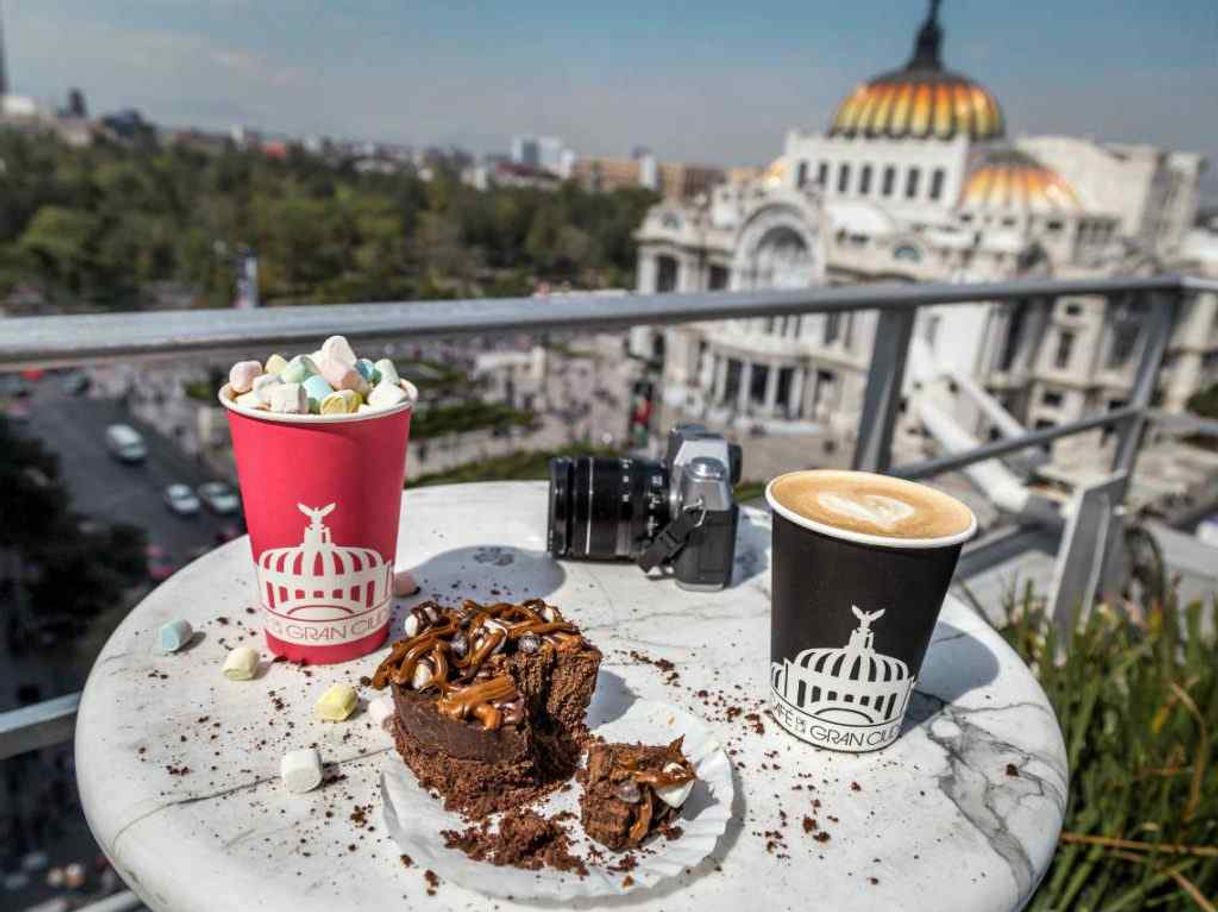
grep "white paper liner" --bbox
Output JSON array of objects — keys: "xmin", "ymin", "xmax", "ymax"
[{"xmin": 380, "ymin": 672, "xmax": 734, "ymax": 899}]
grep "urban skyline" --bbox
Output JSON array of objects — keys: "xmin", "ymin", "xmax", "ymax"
[{"xmin": 3, "ymin": 0, "xmax": 1216, "ymax": 198}]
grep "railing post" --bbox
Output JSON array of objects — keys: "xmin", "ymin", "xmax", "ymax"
[
  {"xmin": 853, "ymin": 308, "xmax": 916, "ymax": 473},
  {"xmin": 1110, "ymin": 288, "xmax": 1180, "ymax": 477}
]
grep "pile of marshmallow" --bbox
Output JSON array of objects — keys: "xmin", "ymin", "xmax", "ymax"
[{"xmin": 225, "ymin": 334, "xmax": 412, "ymax": 417}]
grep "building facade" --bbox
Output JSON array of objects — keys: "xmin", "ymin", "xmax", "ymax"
[{"xmin": 633, "ymin": 1, "xmax": 1217, "ymax": 470}]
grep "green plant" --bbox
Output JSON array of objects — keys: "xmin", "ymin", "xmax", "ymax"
[
  {"xmin": 411, "ymin": 444, "xmax": 618, "ymax": 487},
  {"xmin": 409, "ymin": 401, "xmax": 536, "ymax": 440},
  {"xmin": 998, "ymin": 584, "xmax": 1217, "ymax": 910}
]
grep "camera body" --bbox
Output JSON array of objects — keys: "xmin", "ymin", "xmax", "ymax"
[{"xmin": 547, "ymin": 425, "xmax": 741, "ymax": 591}]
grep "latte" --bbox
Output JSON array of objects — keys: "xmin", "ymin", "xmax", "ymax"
[{"xmin": 769, "ymin": 470, "xmax": 974, "ymax": 542}]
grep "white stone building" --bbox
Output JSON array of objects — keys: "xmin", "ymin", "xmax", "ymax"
[{"xmin": 632, "ymin": 1, "xmax": 1217, "ymax": 470}]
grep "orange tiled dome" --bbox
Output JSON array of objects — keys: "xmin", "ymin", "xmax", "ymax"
[
  {"xmin": 960, "ymin": 148, "xmax": 1080, "ymax": 212},
  {"xmin": 829, "ymin": 1, "xmax": 1005, "ymax": 142}
]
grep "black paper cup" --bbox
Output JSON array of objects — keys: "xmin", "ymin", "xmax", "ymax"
[{"xmin": 766, "ymin": 470, "xmax": 976, "ymax": 752}]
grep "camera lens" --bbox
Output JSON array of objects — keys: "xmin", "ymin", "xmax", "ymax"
[{"xmin": 547, "ymin": 456, "xmax": 670, "ymax": 559}]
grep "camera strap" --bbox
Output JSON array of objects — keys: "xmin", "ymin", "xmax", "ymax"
[{"xmin": 637, "ymin": 502, "xmax": 705, "ymax": 572}]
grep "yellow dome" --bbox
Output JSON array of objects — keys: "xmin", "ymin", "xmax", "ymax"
[
  {"xmin": 829, "ymin": 1, "xmax": 1005, "ymax": 142},
  {"xmin": 960, "ymin": 149, "xmax": 1081, "ymax": 212}
]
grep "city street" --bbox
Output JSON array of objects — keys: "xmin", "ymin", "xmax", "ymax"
[{"xmin": 22, "ymin": 376, "xmax": 242, "ymax": 566}]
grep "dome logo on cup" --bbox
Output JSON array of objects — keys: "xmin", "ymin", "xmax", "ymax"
[
  {"xmin": 770, "ymin": 604, "xmax": 914, "ymax": 752},
  {"xmin": 257, "ymin": 503, "xmax": 393, "ymax": 647}
]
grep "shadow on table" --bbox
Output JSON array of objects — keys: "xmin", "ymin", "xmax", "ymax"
[
  {"xmin": 396, "ymin": 545, "xmax": 566, "ymax": 619},
  {"xmin": 902, "ymin": 620, "xmax": 1001, "ymax": 736}
]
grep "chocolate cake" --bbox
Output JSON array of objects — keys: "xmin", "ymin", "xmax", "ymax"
[
  {"xmin": 372, "ymin": 598, "xmax": 601, "ymax": 818},
  {"xmin": 578, "ymin": 738, "xmax": 697, "ymax": 850}
]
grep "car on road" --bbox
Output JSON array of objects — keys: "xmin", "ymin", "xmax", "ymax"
[
  {"xmin": 197, "ymin": 481, "xmax": 241, "ymax": 515},
  {"xmin": 3, "ymin": 400, "xmax": 30, "ymax": 423},
  {"xmin": 0, "ymin": 374, "xmax": 31, "ymax": 397},
  {"xmin": 145, "ymin": 544, "xmax": 176, "ymax": 583},
  {"xmin": 105, "ymin": 424, "xmax": 147, "ymax": 463},
  {"xmin": 62, "ymin": 371, "xmax": 91, "ymax": 395},
  {"xmin": 163, "ymin": 483, "xmax": 201, "ymax": 516}
]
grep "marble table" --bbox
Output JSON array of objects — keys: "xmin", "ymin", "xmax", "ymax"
[{"xmin": 77, "ymin": 481, "xmax": 1068, "ymax": 912}]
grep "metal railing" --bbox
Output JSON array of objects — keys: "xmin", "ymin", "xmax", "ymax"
[{"xmin": 2, "ymin": 272, "xmax": 1215, "ymax": 764}]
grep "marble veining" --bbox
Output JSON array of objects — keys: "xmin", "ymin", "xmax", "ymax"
[{"xmin": 76, "ymin": 481, "xmax": 1067, "ymax": 912}]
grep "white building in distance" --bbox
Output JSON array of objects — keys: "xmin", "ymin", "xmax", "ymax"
[{"xmin": 632, "ymin": 1, "xmax": 1216, "ymax": 474}]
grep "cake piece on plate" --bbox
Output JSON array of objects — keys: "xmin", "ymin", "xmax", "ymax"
[
  {"xmin": 578, "ymin": 737, "xmax": 697, "ymax": 850},
  {"xmin": 372, "ymin": 598, "xmax": 601, "ymax": 819}
]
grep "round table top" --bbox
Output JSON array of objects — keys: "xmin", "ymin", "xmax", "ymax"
[{"xmin": 77, "ymin": 481, "xmax": 1067, "ymax": 912}]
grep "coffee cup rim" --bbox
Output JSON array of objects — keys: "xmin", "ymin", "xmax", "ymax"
[
  {"xmin": 765, "ymin": 469, "xmax": 978, "ymax": 550},
  {"xmin": 219, "ymin": 379, "xmax": 418, "ymax": 424}
]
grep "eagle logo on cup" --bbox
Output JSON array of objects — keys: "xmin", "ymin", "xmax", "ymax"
[
  {"xmin": 770, "ymin": 604, "xmax": 914, "ymax": 751},
  {"xmin": 256, "ymin": 503, "xmax": 393, "ymax": 645}
]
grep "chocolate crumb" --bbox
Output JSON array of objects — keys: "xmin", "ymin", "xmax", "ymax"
[
  {"xmin": 424, "ymin": 869, "xmax": 440, "ymax": 896},
  {"xmin": 400, "ymin": 854, "xmax": 414, "ymax": 868},
  {"xmin": 1005, "ymin": 763, "xmax": 1019, "ymax": 777},
  {"xmin": 442, "ymin": 808, "xmax": 588, "ymax": 877},
  {"xmin": 802, "ymin": 816, "xmax": 817, "ymax": 833},
  {"xmin": 622, "ymin": 875, "xmax": 635, "ymax": 888},
  {"xmin": 850, "ymin": 781, "xmax": 861, "ymax": 791}
]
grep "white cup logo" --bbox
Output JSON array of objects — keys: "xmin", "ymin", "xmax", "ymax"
[
  {"xmin": 256, "ymin": 503, "xmax": 392, "ymax": 646},
  {"xmin": 771, "ymin": 605, "xmax": 915, "ymax": 752}
]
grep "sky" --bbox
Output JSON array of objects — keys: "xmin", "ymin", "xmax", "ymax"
[{"xmin": 4, "ymin": 0, "xmax": 1217, "ymax": 195}]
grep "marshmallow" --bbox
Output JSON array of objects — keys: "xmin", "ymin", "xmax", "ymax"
[
  {"xmin": 280, "ymin": 747, "xmax": 323, "ymax": 794},
  {"xmin": 222, "ymin": 646, "xmax": 259, "ymax": 681},
  {"xmin": 315, "ymin": 683, "xmax": 358, "ymax": 721},
  {"xmin": 368, "ymin": 694, "xmax": 395, "ymax": 732},
  {"xmin": 269, "ymin": 382, "xmax": 308, "ymax": 414},
  {"xmin": 655, "ymin": 763, "xmax": 695, "ymax": 809},
  {"xmin": 221, "ymin": 340, "xmax": 414, "ymax": 420},
  {"xmin": 229, "ymin": 360, "xmax": 263, "ymax": 394},
  {"xmin": 302, "ymin": 375, "xmax": 335, "ymax": 412},
  {"xmin": 374, "ymin": 358, "xmax": 400, "ymax": 385},
  {"xmin": 321, "ymin": 335, "xmax": 358, "ymax": 369},
  {"xmin": 320, "ymin": 389, "xmax": 362, "ymax": 415},
  {"xmin": 410, "ymin": 660, "xmax": 434, "ymax": 690},
  {"xmin": 252, "ymin": 372, "xmax": 282, "ymax": 405},
  {"xmin": 158, "ymin": 619, "xmax": 193, "ymax": 653},
  {"xmin": 393, "ymin": 569, "xmax": 419, "ymax": 597},
  {"xmin": 235, "ymin": 390, "xmax": 265, "ymax": 410},
  {"xmin": 368, "ymin": 381, "xmax": 409, "ymax": 409},
  {"xmin": 280, "ymin": 355, "xmax": 318, "ymax": 385}
]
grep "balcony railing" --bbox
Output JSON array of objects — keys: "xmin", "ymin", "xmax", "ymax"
[{"xmin": 2, "ymin": 272, "xmax": 1216, "ymax": 770}]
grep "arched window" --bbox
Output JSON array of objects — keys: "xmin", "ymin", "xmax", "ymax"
[
  {"xmin": 796, "ymin": 161, "xmax": 808, "ymax": 188},
  {"xmin": 905, "ymin": 167, "xmax": 920, "ymax": 199},
  {"xmin": 881, "ymin": 166, "xmax": 896, "ymax": 197},
  {"xmin": 656, "ymin": 255, "xmax": 678, "ymax": 293},
  {"xmin": 859, "ymin": 164, "xmax": 873, "ymax": 196},
  {"xmin": 816, "ymin": 161, "xmax": 828, "ymax": 186},
  {"xmin": 837, "ymin": 163, "xmax": 851, "ymax": 193},
  {"xmin": 893, "ymin": 244, "xmax": 922, "ymax": 262}
]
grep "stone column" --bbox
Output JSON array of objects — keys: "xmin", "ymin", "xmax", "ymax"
[
  {"xmin": 763, "ymin": 362, "xmax": 780, "ymax": 415},
  {"xmin": 789, "ymin": 366, "xmax": 805, "ymax": 418},
  {"xmin": 738, "ymin": 361, "xmax": 753, "ymax": 412},
  {"xmin": 712, "ymin": 355, "xmax": 727, "ymax": 405},
  {"xmin": 636, "ymin": 250, "xmax": 657, "ymax": 294}
]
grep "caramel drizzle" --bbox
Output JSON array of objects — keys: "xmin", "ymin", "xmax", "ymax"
[
  {"xmin": 371, "ymin": 598, "xmax": 583, "ymax": 731},
  {"xmin": 617, "ymin": 737, "xmax": 696, "ymax": 789}
]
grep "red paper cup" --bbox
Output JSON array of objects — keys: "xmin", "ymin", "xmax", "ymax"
[{"xmin": 220, "ymin": 381, "xmax": 417, "ymax": 665}]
